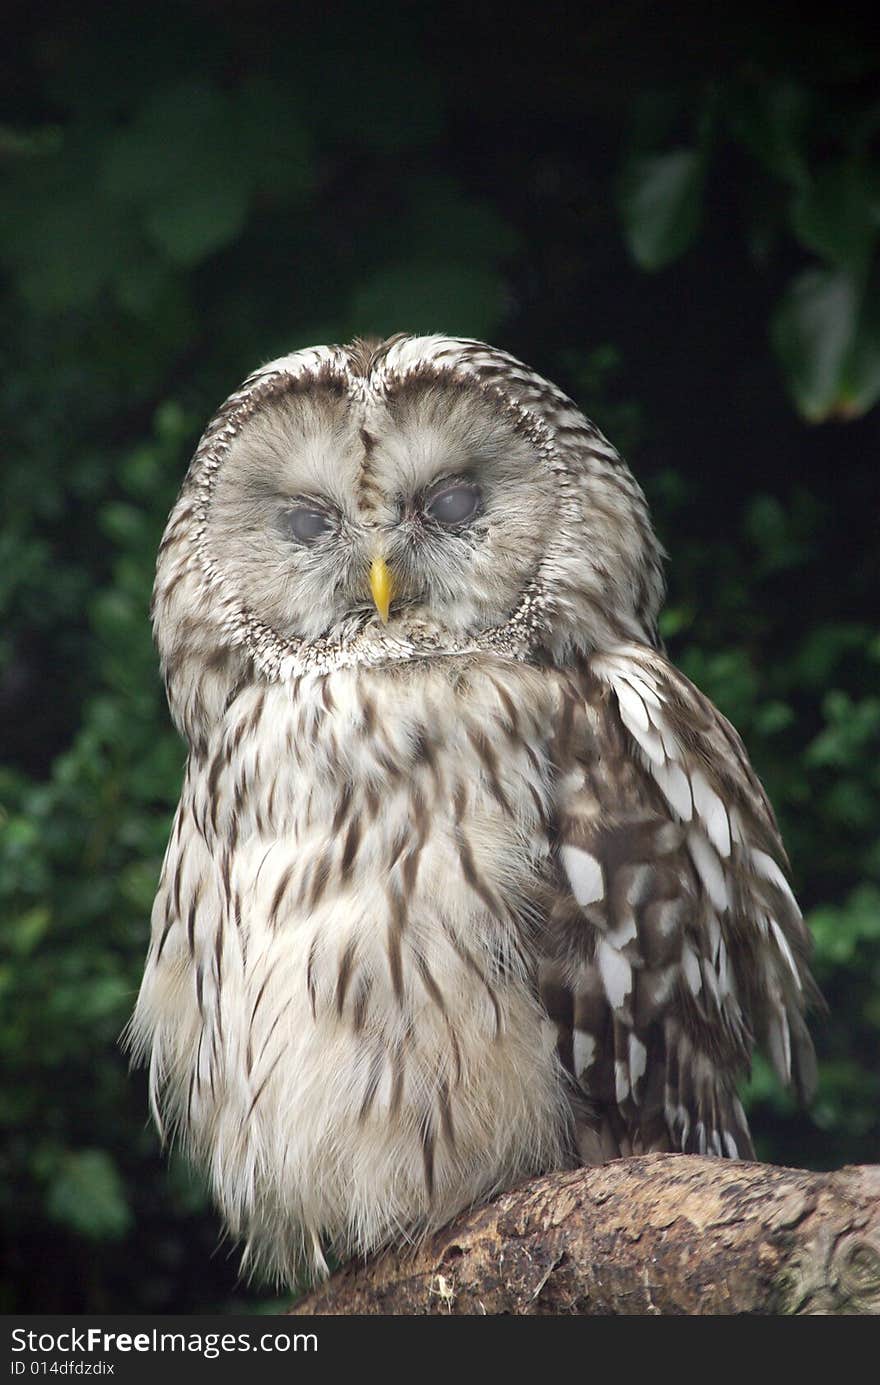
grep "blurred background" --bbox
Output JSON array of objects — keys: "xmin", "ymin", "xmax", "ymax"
[{"xmin": 1, "ymin": 2, "xmax": 878, "ymax": 1313}]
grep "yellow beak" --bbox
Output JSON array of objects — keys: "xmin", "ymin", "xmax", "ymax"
[{"xmin": 369, "ymin": 557, "xmax": 395, "ymax": 623}]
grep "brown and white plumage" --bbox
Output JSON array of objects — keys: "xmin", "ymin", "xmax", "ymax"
[{"xmin": 129, "ymin": 334, "xmax": 817, "ymax": 1284}]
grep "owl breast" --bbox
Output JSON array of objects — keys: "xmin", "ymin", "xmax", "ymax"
[{"xmin": 141, "ymin": 656, "xmax": 572, "ymax": 1279}]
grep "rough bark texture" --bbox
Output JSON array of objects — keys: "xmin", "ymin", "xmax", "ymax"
[{"xmin": 289, "ymin": 1154, "xmax": 880, "ymax": 1315}]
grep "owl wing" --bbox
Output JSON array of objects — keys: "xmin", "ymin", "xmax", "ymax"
[{"xmin": 542, "ymin": 643, "xmax": 817, "ymax": 1163}]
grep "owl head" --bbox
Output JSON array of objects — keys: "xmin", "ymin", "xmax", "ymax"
[{"xmin": 153, "ymin": 335, "xmax": 664, "ymax": 752}]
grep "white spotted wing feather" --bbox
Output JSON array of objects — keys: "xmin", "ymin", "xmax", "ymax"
[{"xmin": 545, "ymin": 645, "xmax": 817, "ymax": 1163}]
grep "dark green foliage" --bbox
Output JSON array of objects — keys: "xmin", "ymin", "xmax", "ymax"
[
  {"xmin": 617, "ymin": 67, "xmax": 880, "ymax": 420},
  {"xmin": 1, "ymin": 5, "xmax": 877, "ymax": 1313}
]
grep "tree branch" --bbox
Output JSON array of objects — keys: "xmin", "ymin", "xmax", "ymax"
[{"xmin": 289, "ymin": 1154, "xmax": 880, "ymax": 1315}]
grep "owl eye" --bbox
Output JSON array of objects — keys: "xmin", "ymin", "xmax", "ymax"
[
  {"xmin": 281, "ymin": 505, "xmax": 334, "ymax": 545},
  {"xmin": 425, "ymin": 482, "xmax": 482, "ymax": 526}
]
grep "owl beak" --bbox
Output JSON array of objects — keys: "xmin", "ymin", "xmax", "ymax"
[{"xmin": 369, "ymin": 557, "xmax": 395, "ymax": 623}]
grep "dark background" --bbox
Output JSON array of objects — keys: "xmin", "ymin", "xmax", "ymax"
[{"xmin": 1, "ymin": 2, "xmax": 878, "ymax": 1313}]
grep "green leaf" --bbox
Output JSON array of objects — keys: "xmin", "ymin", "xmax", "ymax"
[
  {"xmin": 754, "ymin": 700, "xmax": 795, "ymax": 735},
  {"xmin": 727, "ymin": 80, "xmax": 810, "ymax": 187},
  {"xmin": 618, "ymin": 149, "xmax": 704, "ymax": 271},
  {"xmin": 145, "ymin": 180, "xmax": 250, "ymax": 266},
  {"xmin": 4, "ymin": 907, "xmax": 50, "ymax": 956},
  {"xmin": 809, "ymin": 886, "xmax": 880, "ymax": 967},
  {"xmin": 0, "ymin": 138, "xmax": 139, "ymax": 311},
  {"xmin": 805, "ymin": 690, "xmax": 880, "ymax": 769},
  {"xmin": 99, "ymin": 82, "xmax": 229, "ymax": 204},
  {"xmin": 744, "ymin": 492, "xmax": 815, "ymax": 573},
  {"xmin": 791, "ymin": 161, "xmax": 879, "ymax": 275},
  {"xmin": 771, "ymin": 267, "xmax": 880, "ymax": 421},
  {"xmin": 45, "ymin": 1150, "xmax": 132, "ymax": 1241},
  {"xmin": 772, "ymin": 270, "xmax": 854, "ymax": 421},
  {"xmin": 838, "ymin": 274, "xmax": 880, "ymax": 417},
  {"xmin": 99, "ymin": 78, "xmax": 314, "ymax": 269},
  {"xmin": 658, "ymin": 606, "xmax": 692, "ymax": 639}
]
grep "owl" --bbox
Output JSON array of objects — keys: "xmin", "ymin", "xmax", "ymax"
[{"xmin": 129, "ymin": 333, "xmax": 818, "ymax": 1285}]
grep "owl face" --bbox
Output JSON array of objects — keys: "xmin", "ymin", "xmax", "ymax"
[
  {"xmin": 206, "ymin": 369, "xmax": 558, "ymax": 647},
  {"xmin": 155, "ymin": 336, "xmax": 665, "ymax": 750}
]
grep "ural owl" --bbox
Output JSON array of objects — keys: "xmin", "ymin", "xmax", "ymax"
[{"xmin": 129, "ymin": 334, "xmax": 817, "ymax": 1284}]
